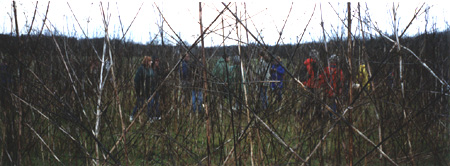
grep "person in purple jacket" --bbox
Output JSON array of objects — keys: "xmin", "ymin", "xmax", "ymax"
[{"xmin": 270, "ymin": 56, "xmax": 285, "ymax": 103}]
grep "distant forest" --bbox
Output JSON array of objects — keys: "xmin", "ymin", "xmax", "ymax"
[{"xmin": 0, "ymin": 30, "xmax": 449, "ymax": 84}]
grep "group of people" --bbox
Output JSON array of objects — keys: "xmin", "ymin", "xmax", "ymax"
[
  {"xmin": 256, "ymin": 49, "xmax": 344, "ymax": 114},
  {"xmin": 131, "ymin": 48, "xmax": 371, "ymax": 121},
  {"xmin": 301, "ymin": 49, "xmax": 372, "ymax": 117},
  {"xmin": 210, "ymin": 52, "xmax": 286, "ymax": 112},
  {"xmin": 301, "ymin": 49, "xmax": 347, "ymax": 117},
  {"xmin": 255, "ymin": 54, "xmax": 286, "ymax": 109},
  {"xmin": 130, "ymin": 55, "xmax": 162, "ymax": 122}
]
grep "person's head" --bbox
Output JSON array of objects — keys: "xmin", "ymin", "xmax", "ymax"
[
  {"xmin": 184, "ymin": 53, "xmax": 190, "ymax": 61},
  {"xmin": 153, "ymin": 56, "xmax": 160, "ymax": 68},
  {"xmin": 359, "ymin": 64, "xmax": 366, "ymax": 72},
  {"xmin": 259, "ymin": 51, "xmax": 265, "ymax": 59},
  {"xmin": 232, "ymin": 55, "xmax": 240, "ymax": 64},
  {"xmin": 142, "ymin": 56, "xmax": 152, "ymax": 67},
  {"xmin": 275, "ymin": 56, "xmax": 282, "ymax": 64},
  {"xmin": 309, "ymin": 49, "xmax": 319, "ymax": 59},
  {"xmin": 223, "ymin": 53, "xmax": 230, "ymax": 62},
  {"xmin": 259, "ymin": 52, "xmax": 269, "ymax": 62},
  {"xmin": 328, "ymin": 54, "xmax": 338, "ymax": 64},
  {"xmin": 262, "ymin": 55, "xmax": 270, "ymax": 63},
  {"xmin": 226, "ymin": 55, "xmax": 231, "ymax": 62}
]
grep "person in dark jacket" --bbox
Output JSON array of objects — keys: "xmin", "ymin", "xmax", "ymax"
[
  {"xmin": 180, "ymin": 53, "xmax": 190, "ymax": 110},
  {"xmin": 180, "ymin": 53, "xmax": 204, "ymax": 113},
  {"xmin": 130, "ymin": 56, "xmax": 154, "ymax": 121},
  {"xmin": 270, "ymin": 56, "xmax": 285, "ymax": 103},
  {"xmin": 150, "ymin": 56, "xmax": 161, "ymax": 120}
]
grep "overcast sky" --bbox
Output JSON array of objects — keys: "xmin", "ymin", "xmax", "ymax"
[{"xmin": 1, "ymin": 1, "xmax": 449, "ymax": 47}]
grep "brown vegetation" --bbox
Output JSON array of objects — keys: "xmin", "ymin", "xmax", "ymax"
[{"xmin": 0, "ymin": 2, "xmax": 449, "ymax": 165}]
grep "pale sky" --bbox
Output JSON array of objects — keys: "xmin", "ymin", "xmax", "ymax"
[{"xmin": 1, "ymin": 1, "xmax": 449, "ymax": 47}]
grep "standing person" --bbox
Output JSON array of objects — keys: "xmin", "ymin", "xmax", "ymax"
[
  {"xmin": 319, "ymin": 54, "xmax": 344, "ymax": 118},
  {"xmin": 256, "ymin": 52, "xmax": 270, "ymax": 110},
  {"xmin": 212, "ymin": 54, "xmax": 232, "ymax": 111},
  {"xmin": 270, "ymin": 56, "xmax": 285, "ymax": 103},
  {"xmin": 303, "ymin": 49, "xmax": 320, "ymax": 90},
  {"xmin": 229, "ymin": 55, "xmax": 243, "ymax": 111},
  {"xmin": 180, "ymin": 53, "xmax": 190, "ymax": 106},
  {"xmin": 180, "ymin": 53, "xmax": 190, "ymax": 111},
  {"xmin": 300, "ymin": 49, "xmax": 320, "ymax": 114},
  {"xmin": 130, "ymin": 56, "xmax": 154, "ymax": 121},
  {"xmin": 150, "ymin": 56, "xmax": 161, "ymax": 120},
  {"xmin": 386, "ymin": 69, "xmax": 395, "ymax": 89},
  {"xmin": 355, "ymin": 63, "xmax": 370, "ymax": 91},
  {"xmin": 212, "ymin": 54, "xmax": 231, "ymax": 94},
  {"xmin": 180, "ymin": 53, "xmax": 203, "ymax": 113}
]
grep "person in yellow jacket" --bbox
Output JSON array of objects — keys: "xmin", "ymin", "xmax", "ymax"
[{"xmin": 355, "ymin": 64, "xmax": 370, "ymax": 91}]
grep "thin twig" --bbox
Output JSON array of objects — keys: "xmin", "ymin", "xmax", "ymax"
[{"xmin": 26, "ymin": 123, "xmax": 63, "ymax": 165}]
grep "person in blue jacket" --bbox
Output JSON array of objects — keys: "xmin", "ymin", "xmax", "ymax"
[{"xmin": 270, "ymin": 56, "xmax": 285, "ymax": 103}]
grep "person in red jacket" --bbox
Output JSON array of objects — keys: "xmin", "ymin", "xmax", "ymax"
[
  {"xmin": 303, "ymin": 49, "xmax": 319, "ymax": 90},
  {"xmin": 319, "ymin": 54, "xmax": 343, "ymax": 118}
]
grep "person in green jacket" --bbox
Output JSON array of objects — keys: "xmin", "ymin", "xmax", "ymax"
[
  {"xmin": 212, "ymin": 55, "xmax": 231, "ymax": 90},
  {"xmin": 229, "ymin": 55, "xmax": 243, "ymax": 111},
  {"xmin": 130, "ymin": 56, "xmax": 155, "ymax": 122}
]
